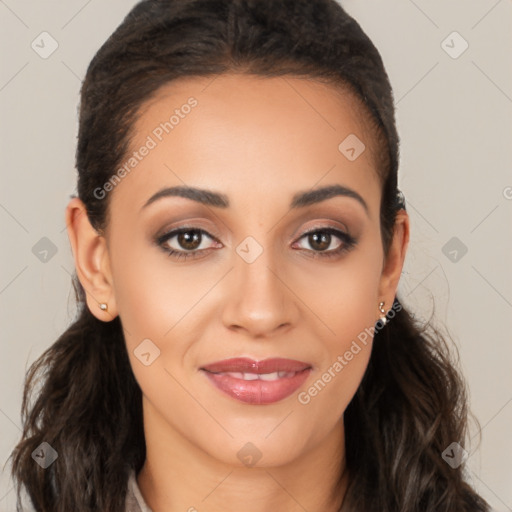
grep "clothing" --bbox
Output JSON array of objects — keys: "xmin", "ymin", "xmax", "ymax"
[{"xmin": 125, "ymin": 469, "xmax": 153, "ymax": 512}]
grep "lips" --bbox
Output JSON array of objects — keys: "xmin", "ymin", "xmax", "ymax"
[
  {"xmin": 201, "ymin": 357, "xmax": 311, "ymax": 374},
  {"xmin": 200, "ymin": 357, "xmax": 312, "ymax": 405}
]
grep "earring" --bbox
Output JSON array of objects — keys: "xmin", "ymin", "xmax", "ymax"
[
  {"xmin": 378, "ymin": 301, "xmax": 387, "ymax": 326},
  {"xmin": 99, "ymin": 303, "xmax": 108, "ymax": 312}
]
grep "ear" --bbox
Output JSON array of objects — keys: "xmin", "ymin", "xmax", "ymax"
[
  {"xmin": 377, "ymin": 209, "xmax": 410, "ymax": 315},
  {"xmin": 65, "ymin": 197, "xmax": 118, "ymax": 322}
]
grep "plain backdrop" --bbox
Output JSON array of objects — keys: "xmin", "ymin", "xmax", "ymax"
[{"xmin": 1, "ymin": 1, "xmax": 511, "ymax": 510}]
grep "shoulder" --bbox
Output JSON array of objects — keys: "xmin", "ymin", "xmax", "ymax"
[{"xmin": 125, "ymin": 469, "xmax": 153, "ymax": 512}]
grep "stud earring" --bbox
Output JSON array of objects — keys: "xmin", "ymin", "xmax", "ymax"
[
  {"xmin": 99, "ymin": 303, "xmax": 108, "ymax": 312},
  {"xmin": 378, "ymin": 301, "xmax": 387, "ymax": 326}
]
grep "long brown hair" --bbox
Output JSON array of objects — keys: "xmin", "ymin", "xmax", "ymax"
[{"xmin": 8, "ymin": 1, "xmax": 490, "ymax": 510}]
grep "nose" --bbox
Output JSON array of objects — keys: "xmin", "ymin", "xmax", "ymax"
[{"xmin": 221, "ymin": 245, "xmax": 299, "ymax": 339}]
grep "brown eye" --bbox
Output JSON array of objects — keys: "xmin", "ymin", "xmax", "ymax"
[
  {"xmin": 156, "ymin": 228, "xmax": 219, "ymax": 260},
  {"xmin": 307, "ymin": 231, "xmax": 334, "ymax": 252},
  {"xmin": 176, "ymin": 230, "xmax": 202, "ymax": 251},
  {"xmin": 294, "ymin": 227, "xmax": 357, "ymax": 260}
]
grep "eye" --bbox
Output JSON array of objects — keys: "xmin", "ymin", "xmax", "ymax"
[
  {"xmin": 293, "ymin": 227, "xmax": 357, "ymax": 260},
  {"xmin": 155, "ymin": 225, "xmax": 357, "ymax": 262},
  {"xmin": 156, "ymin": 227, "xmax": 220, "ymax": 261}
]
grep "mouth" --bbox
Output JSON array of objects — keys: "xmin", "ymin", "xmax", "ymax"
[{"xmin": 200, "ymin": 357, "xmax": 312, "ymax": 405}]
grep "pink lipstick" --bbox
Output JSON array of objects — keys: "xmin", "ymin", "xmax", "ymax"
[{"xmin": 200, "ymin": 357, "xmax": 312, "ymax": 405}]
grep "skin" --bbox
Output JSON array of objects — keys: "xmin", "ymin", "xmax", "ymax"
[{"xmin": 66, "ymin": 73, "xmax": 409, "ymax": 512}]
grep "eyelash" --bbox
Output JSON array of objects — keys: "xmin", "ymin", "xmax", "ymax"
[{"xmin": 155, "ymin": 226, "xmax": 357, "ymax": 262}]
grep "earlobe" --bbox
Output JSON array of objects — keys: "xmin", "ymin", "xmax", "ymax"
[
  {"xmin": 378, "ymin": 209, "xmax": 410, "ymax": 308},
  {"xmin": 65, "ymin": 197, "xmax": 118, "ymax": 322}
]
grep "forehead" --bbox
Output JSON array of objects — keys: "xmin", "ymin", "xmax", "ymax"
[
  {"xmin": 108, "ymin": 73, "xmax": 381, "ymax": 221},
  {"xmin": 134, "ymin": 73, "xmax": 371, "ymax": 144}
]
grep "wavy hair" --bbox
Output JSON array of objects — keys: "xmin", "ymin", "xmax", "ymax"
[{"xmin": 8, "ymin": 1, "xmax": 490, "ymax": 510}]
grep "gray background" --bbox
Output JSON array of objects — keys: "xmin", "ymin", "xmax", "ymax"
[{"xmin": 1, "ymin": 0, "xmax": 511, "ymax": 510}]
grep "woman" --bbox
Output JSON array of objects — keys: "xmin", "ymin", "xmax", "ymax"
[{"xmin": 9, "ymin": 0, "xmax": 491, "ymax": 511}]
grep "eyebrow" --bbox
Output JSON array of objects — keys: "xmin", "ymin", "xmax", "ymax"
[{"xmin": 141, "ymin": 184, "xmax": 369, "ymax": 214}]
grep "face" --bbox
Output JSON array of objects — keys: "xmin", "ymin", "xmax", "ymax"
[{"xmin": 67, "ymin": 73, "xmax": 408, "ymax": 469}]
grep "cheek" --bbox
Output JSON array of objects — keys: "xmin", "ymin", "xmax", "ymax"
[
  {"xmin": 109, "ymin": 236, "xmax": 222, "ymax": 390},
  {"xmin": 110, "ymin": 232, "xmax": 205, "ymax": 338},
  {"xmin": 296, "ymin": 302, "xmax": 376, "ymax": 442},
  {"xmin": 295, "ymin": 235, "xmax": 382, "ymax": 413},
  {"xmin": 298, "ymin": 229, "xmax": 383, "ymax": 337}
]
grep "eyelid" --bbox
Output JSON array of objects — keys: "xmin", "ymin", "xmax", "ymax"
[
  {"xmin": 156, "ymin": 226, "xmax": 221, "ymax": 247},
  {"xmin": 300, "ymin": 219, "xmax": 349, "ymax": 232},
  {"xmin": 155, "ymin": 220, "xmax": 222, "ymax": 240}
]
